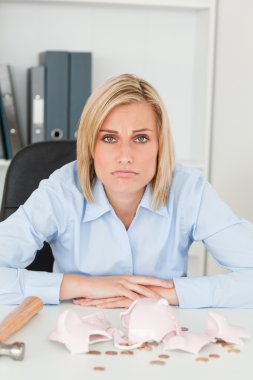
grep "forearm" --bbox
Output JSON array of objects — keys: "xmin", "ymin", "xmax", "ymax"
[
  {"xmin": 147, "ymin": 283, "xmax": 179, "ymax": 306},
  {"xmin": 173, "ymin": 270, "xmax": 253, "ymax": 308},
  {"xmin": 167, "ymin": 287, "xmax": 179, "ymax": 306},
  {"xmin": 59, "ymin": 274, "xmax": 88, "ymax": 301}
]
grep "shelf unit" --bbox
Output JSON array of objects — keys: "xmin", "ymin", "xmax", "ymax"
[{"xmin": 0, "ymin": 0, "xmax": 217, "ymax": 276}]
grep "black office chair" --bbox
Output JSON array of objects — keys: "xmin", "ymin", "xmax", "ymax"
[{"xmin": 0, "ymin": 140, "xmax": 76, "ymax": 272}]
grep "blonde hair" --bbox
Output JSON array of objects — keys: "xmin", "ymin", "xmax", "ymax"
[{"xmin": 77, "ymin": 73, "xmax": 175, "ymax": 210}]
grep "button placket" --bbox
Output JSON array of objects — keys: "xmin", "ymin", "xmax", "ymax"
[{"xmin": 110, "ymin": 209, "xmax": 134, "ymax": 274}]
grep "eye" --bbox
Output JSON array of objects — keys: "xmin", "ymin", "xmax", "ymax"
[
  {"xmin": 135, "ymin": 135, "xmax": 149, "ymax": 143},
  {"xmin": 102, "ymin": 135, "xmax": 116, "ymax": 143}
]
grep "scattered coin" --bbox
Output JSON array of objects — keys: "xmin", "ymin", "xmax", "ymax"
[
  {"xmin": 105, "ymin": 350, "xmax": 118, "ymax": 355},
  {"xmin": 215, "ymin": 338, "xmax": 227, "ymax": 345},
  {"xmin": 119, "ymin": 342, "xmax": 131, "ymax": 346},
  {"xmin": 222, "ymin": 343, "xmax": 234, "ymax": 349},
  {"xmin": 195, "ymin": 357, "xmax": 209, "ymax": 363},
  {"xmin": 149, "ymin": 341, "xmax": 159, "ymax": 347},
  {"xmin": 93, "ymin": 366, "xmax": 105, "ymax": 371},
  {"xmin": 138, "ymin": 342, "xmax": 152, "ymax": 351},
  {"xmin": 150, "ymin": 360, "xmax": 166, "ymax": 366},
  {"xmin": 120, "ymin": 350, "xmax": 134, "ymax": 355},
  {"xmin": 158, "ymin": 354, "xmax": 170, "ymax": 359},
  {"xmin": 181, "ymin": 327, "xmax": 189, "ymax": 331},
  {"xmin": 86, "ymin": 350, "xmax": 101, "ymax": 355},
  {"xmin": 228, "ymin": 348, "xmax": 240, "ymax": 354},
  {"xmin": 209, "ymin": 354, "xmax": 220, "ymax": 359}
]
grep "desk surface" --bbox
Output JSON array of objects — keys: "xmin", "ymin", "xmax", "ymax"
[{"xmin": 0, "ymin": 303, "xmax": 253, "ymax": 380}]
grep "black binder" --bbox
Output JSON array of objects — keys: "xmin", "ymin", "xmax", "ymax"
[
  {"xmin": 0, "ymin": 64, "xmax": 23, "ymax": 159},
  {"xmin": 39, "ymin": 51, "xmax": 69, "ymax": 141},
  {"xmin": 69, "ymin": 52, "xmax": 92, "ymax": 139},
  {"xmin": 28, "ymin": 66, "xmax": 45, "ymax": 143}
]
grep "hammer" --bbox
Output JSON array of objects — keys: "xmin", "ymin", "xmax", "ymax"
[{"xmin": 0, "ymin": 296, "xmax": 43, "ymax": 360}]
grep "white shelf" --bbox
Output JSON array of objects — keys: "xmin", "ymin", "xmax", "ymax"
[
  {"xmin": 0, "ymin": 159, "xmax": 11, "ymax": 167},
  {"xmin": 0, "ymin": 0, "xmax": 212, "ymax": 9}
]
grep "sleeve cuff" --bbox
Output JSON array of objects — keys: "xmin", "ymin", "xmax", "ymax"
[
  {"xmin": 173, "ymin": 276, "xmax": 213, "ymax": 308},
  {"xmin": 22, "ymin": 270, "xmax": 64, "ymax": 305}
]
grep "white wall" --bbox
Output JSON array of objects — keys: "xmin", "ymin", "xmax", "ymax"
[{"xmin": 207, "ymin": 0, "xmax": 253, "ymax": 274}]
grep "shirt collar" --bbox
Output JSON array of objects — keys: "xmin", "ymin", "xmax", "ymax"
[
  {"xmin": 82, "ymin": 178, "xmax": 168, "ymax": 223},
  {"xmin": 138, "ymin": 184, "xmax": 168, "ymax": 217}
]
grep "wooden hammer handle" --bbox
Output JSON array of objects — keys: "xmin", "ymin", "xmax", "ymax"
[{"xmin": 0, "ymin": 296, "xmax": 43, "ymax": 342}]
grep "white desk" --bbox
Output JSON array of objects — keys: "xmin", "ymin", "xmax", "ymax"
[{"xmin": 0, "ymin": 303, "xmax": 253, "ymax": 380}]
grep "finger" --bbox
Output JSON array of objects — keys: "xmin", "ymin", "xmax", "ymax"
[
  {"xmin": 95, "ymin": 296, "xmax": 127, "ymax": 303},
  {"xmin": 122, "ymin": 281, "xmax": 162, "ymax": 298},
  {"xmin": 73, "ymin": 296, "xmax": 129, "ymax": 307},
  {"xmin": 78, "ymin": 297, "xmax": 127, "ymax": 306},
  {"xmin": 126, "ymin": 275, "xmax": 173, "ymax": 288},
  {"xmin": 118, "ymin": 286, "xmax": 142, "ymax": 301},
  {"xmin": 73, "ymin": 298, "xmax": 86, "ymax": 304},
  {"xmin": 167, "ymin": 280, "xmax": 175, "ymax": 289}
]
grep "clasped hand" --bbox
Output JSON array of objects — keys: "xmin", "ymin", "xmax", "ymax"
[{"xmin": 73, "ymin": 274, "xmax": 178, "ymax": 309}]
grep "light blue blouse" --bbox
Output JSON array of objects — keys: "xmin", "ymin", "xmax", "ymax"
[{"xmin": 0, "ymin": 161, "xmax": 253, "ymax": 308}]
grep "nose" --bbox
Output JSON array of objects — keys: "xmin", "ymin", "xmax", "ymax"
[{"xmin": 116, "ymin": 142, "xmax": 133, "ymax": 165}]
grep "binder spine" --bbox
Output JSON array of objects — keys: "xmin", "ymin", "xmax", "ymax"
[
  {"xmin": 69, "ymin": 52, "xmax": 92, "ymax": 140},
  {"xmin": 28, "ymin": 66, "xmax": 45, "ymax": 143},
  {"xmin": 0, "ymin": 64, "xmax": 23, "ymax": 159},
  {"xmin": 40, "ymin": 51, "xmax": 69, "ymax": 141}
]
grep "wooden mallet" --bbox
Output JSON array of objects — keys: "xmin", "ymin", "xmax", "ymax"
[{"xmin": 0, "ymin": 296, "xmax": 43, "ymax": 360}]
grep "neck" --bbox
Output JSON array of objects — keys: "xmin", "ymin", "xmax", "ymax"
[{"xmin": 104, "ymin": 187, "xmax": 146, "ymax": 228}]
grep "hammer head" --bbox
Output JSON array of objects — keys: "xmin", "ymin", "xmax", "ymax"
[{"xmin": 0, "ymin": 342, "xmax": 25, "ymax": 361}]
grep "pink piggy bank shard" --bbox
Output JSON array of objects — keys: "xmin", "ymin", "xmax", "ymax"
[
  {"xmin": 113, "ymin": 298, "xmax": 181, "ymax": 350},
  {"xmin": 48, "ymin": 310, "xmax": 112, "ymax": 354},
  {"xmin": 207, "ymin": 312, "xmax": 251, "ymax": 345}
]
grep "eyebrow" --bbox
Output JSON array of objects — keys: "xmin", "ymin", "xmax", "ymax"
[{"xmin": 99, "ymin": 128, "xmax": 153, "ymax": 134}]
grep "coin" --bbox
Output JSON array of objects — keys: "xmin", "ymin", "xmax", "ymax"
[
  {"xmin": 149, "ymin": 341, "xmax": 159, "ymax": 347},
  {"xmin": 209, "ymin": 354, "xmax": 220, "ymax": 359},
  {"xmin": 138, "ymin": 342, "xmax": 152, "ymax": 351},
  {"xmin": 120, "ymin": 350, "xmax": 134, "ymax": 355},
  {"xmin": 86, "ymin": 350, "xmax": 101, "ymax": 355},
  {"xmin": 215, "ymin": 338, "xmax": 226, "ymax": 345},
  {"xmin": 158, "ymin": 354, "xmax": 170, "ymax": 359},
  {"xmin": 195, "ymin": 357, "xmax": 209, "ymax": 362},
  {"xmin": 222, "ymin": 343, "xmax": 234, "ymax": 349},
  {"xmin": 150, "ymin": 360, "xmax": 166, "ymax": 366},
  {"xmin": 93, "ymin": 367, "xmax": 105, "ymax": 371},
  {"xmin": 228, "ymin": 348, "xmax": 240, "ymax": 354},
  {"xmin": 105, "ymin": 350, "xmax": 118, "ymax": 355}
]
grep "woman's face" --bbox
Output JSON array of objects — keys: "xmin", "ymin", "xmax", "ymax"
[{"xmin": 94, "ymin": 101, "xmax": 159, "ymax": 197}]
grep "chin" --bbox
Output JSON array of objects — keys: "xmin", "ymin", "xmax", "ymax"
[{"xmin": 106, "ymin": 181, "xmax": 146, "ymax": 195}]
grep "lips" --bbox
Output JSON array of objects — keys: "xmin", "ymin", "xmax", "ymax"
[{"xmin": 112, "ymin": 170, "xmax": 138, "ymax": 178}]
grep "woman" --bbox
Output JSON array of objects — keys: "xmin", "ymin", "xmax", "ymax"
[{"xmin": 0, "ymin": 73, "xmax": 253, "ymax": 308}]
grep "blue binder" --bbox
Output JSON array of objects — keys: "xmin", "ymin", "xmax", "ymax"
[
  {"xmin": 39, "ymin": 51, "xmax": 69, "ymax": 141},
  {"xmin": 69, "ymin": 52, "xmax": 92, "ymax": 139}
]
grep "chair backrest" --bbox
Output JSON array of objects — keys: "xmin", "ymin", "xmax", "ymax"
[{"xmin": 0, "ymin": 140, "xmax": 76, "ymax": 272}]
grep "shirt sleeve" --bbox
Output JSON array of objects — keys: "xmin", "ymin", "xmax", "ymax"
[
  {"xmin": 0, "ymin": 175, "xmax": 65, "ymax": 305},
  {"xmin": 173, "ymin": 180, "xmax": 253, "ymax": 308}
]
